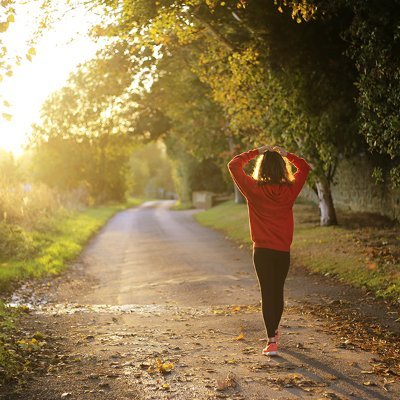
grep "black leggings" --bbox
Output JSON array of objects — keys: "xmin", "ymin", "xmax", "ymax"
[{"xmin": 253, "ymin": 247, "xmax": 290, "ymax": 338}]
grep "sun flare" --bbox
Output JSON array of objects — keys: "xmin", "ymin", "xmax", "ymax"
[{"xmin": 0, "ymin": 1, "xmax": 102, "ymax": 157}]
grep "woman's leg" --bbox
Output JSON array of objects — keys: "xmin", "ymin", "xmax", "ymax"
[
  {"xmin": 253, "ymin": 247, "xmax": 290, "ymax": 339},
  {"xmin": 273, "ymin": 251, "xmax": 290, "ymax": 333}
]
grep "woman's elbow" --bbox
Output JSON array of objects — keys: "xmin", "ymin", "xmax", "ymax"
[
  {"xmin": 302, "ymin": 160, "xmax": 312, "ymax": 172},
  {"xmin": 303, "ymin": 158, "xmax": 313, "ymax": 170},
  {"xmin": 227, "ymin": 160, "xmax": 236, "ymax": 171}
]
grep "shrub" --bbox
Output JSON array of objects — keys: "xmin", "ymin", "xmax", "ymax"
[{"xmin": 0, "ymin": 223, "xmax": 36, "ymax": 261}]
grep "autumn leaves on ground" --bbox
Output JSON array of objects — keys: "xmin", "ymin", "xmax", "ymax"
[{"xmin": 0, "ymin": 200, "xmax": 399, "ymax": 399}]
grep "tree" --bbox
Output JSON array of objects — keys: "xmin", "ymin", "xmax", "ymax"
[
  {"xmin": 90, "ymin": 0, "xmax": 364, "ymax": 224},
  {"xmin": 278, "ymin": 0, "xmax": 400, "ymax": 186},
  {"xmin": 344, "ymin": 0, "xmax": 400, "ymax": 187},
  {"xmin": 128, "ymin": 142, "xmax": 175, "ymax": 198},
  {"xmin": 29, "ymin": 42, "xmax": 144, "ymax": 203},
  {"xmin": 129, "ymin": 43, "xmax": 233, "ymax": 202}
]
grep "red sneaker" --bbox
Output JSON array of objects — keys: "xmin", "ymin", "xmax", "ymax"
[{"xmin": 262, "ymin": 341, "xmax": 278, "ymax": 356}]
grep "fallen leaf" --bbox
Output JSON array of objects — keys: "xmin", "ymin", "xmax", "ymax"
[
  {"xmin": 215, "ymin": 372, "xmax": 237, "ymax": 391},
  {"xmin": 148, "ymin": 358, "xmax": 174, "ymax": 374},
  {"xmin": 235, "ymin": 332, "xmax": 245, "ymax": 341}
]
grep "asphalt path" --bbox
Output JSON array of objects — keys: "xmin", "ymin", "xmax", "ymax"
[
  {"xmin": 78, "ymin": 200, "xmax": 259, "ymax": 307},
  {"xmin": 5, "ymin": 200, "xmax": 399, "ymax": 400}
]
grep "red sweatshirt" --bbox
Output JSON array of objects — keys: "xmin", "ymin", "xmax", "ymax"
[{"xmin": 227, "ymin": 149, "xmax": 312, "ymax": 252}]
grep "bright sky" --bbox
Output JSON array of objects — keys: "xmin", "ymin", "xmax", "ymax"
[{"xmin": 0, "ymin": 1, "xmax": 103, "ymax": 157}]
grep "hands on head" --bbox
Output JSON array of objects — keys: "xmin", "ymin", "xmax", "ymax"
[{"xmin": 257, "ymin": 145, "xmax": 288, "ymax": 157}]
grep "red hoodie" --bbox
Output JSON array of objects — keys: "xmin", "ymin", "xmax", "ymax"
[{"xmin": 227, "ymin": 149, "xmax": 312, "ymax": 252}]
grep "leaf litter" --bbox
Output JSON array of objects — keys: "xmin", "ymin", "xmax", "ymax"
[
  {"xmin": 262, "ymin": 372, "xmax": 328, "ymax": 391},
  {"xmin": 289, "ymin": 301, "xmax": 400, "ymax": 377}
]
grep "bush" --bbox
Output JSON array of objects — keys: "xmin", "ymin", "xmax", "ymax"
[
  {"xmin": 0, "ymin": 223, "xmax": 36, "ymax": 261},
  {"xmin": 1, "ymin": 184, "xmax": 54, "ymax": 227}
]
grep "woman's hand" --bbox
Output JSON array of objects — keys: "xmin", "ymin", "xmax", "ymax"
[
  {"xmin": 272, "ymin": 145, "xmax": 288, "ymax": 157},
  {"xmin": 257, "ymin": 145, "xmax": 288, "ymax": 156},
  {"xmin": 257, "ymin": 145, "xmax": 274, "ymax": 154}
]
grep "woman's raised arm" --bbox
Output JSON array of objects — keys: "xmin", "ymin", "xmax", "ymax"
[{"xmin": 285, "ymin": 152, "xmax": 312, "ymax": 200}]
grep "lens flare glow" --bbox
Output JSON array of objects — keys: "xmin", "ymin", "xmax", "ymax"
[{"xmin": 0, "ymin": 1, "xmax": 102, "ymax": 157}]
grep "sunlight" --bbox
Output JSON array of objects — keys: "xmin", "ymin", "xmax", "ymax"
[{"xmin": 0, "ymin": 1, "xmax": 103, "ymax": 157}]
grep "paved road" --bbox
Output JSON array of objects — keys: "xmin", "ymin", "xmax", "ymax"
[
  {"xmin": 5, "ymin": 200, "xmax": 399, "ymax": 400},
  {"xmin": 78, "ymin": 200, "xmax": 259, "ymax": 307}
]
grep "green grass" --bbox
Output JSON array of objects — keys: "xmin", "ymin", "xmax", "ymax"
[
  {"xmin": 170, "ymin": 200, "xmax": 194, "ymax": 210},
  {"xmin": 195, "ymin": 200, "xmax": 400, "ymax": 304},
  {"xmin": 0, "ymin": 198, "xmax": 144, "ymax": 295},
  {"xmin": 195, "ymin": 201, "xmax": 252, "ymax": 245}
]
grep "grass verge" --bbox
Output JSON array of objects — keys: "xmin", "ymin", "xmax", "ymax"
[
  {"xmin": 0, "ymin": 197, "xmax": 145, "ymax": 383},
  {"xmin": 170, "ymin": 200, "xmax": 194, "ymax": 210},
  {"xmin": 195, "ymin": 200, "xmax": 400, "ymax": 304},
  {"xmin": 0, "ymin": 197, "xmax": 144, "ymax": 295}
]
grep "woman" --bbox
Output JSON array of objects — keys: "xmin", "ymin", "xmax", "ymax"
[{"xmin": 227, "ymin": 144, "xmax": 311, "ymax": 356}]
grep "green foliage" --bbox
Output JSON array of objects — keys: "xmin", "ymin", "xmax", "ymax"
[
  {"xmin": 0, "ymin": 223, "xmax": 37, "ymax": 261},
  {"xmin": 31, "ymin": 41, "xmax": 137, "ymax": 142},
  {"xmin": 142, "ymin": 48, "xmax": 229, "ymax": 159},
  {"xmin": 118, "ymin": 33, "xmax": 233, "ymax": 200},
  {"xmin": 91, "ymin": 0, "xmax": 360, "ymax": 188},
  {"xmin": 29, "ymin": 42, "xmax": 145, "ymax": 203},
  {"xmin": 128, "ymin": 142, "xmax": 175, "ymax": 197},
  {"xmin": 344, "ymin": 0, "xmax": 400, "ymax": 187},
  {"xmin": 0, "ymin": 182, "xmax": 61, "ymax": 227},
  {"xmin": 0, "ymin": 151, "xmax": 64, "ymax": 229},
  {"xmin": 197, "ymin": 2, "xmax": 360, "ymax": 180},
  {"xmin": 281, "ymin": 0, "xmax": 400, "ymax": 187},
  {"xmin": 165, "ymin": 138, "xmax": 229, "ymax": 204},
  {"xmin": 58, "ymin": 0, "xmax": 400, "ymax": 208}
]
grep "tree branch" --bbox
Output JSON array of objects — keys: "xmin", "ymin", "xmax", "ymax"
[{"xmin": 191, "ymin": 12, "xmax": 236, "ymax": 52}]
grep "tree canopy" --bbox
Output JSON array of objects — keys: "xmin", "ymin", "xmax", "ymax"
[
  {"xmin": 83, "ymin": 0, "xmax": 368, "ymax": 224},
  {"xmin": 26, "ymin": 0, "xmax": 400, "ymax": 223}
]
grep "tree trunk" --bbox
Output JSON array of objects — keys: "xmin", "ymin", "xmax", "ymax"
[
  {"xmin": 315, "ymin": 178, "xmax": 337, "ymax": 226},
  {"xmin": 234, "ymin": 185, "xmax": 246, "ymax": 204}
]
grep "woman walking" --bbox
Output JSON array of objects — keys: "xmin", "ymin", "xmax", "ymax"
[{"xmin": 227, "ymin": 144, "xmax": 311, "ymax": 356}]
